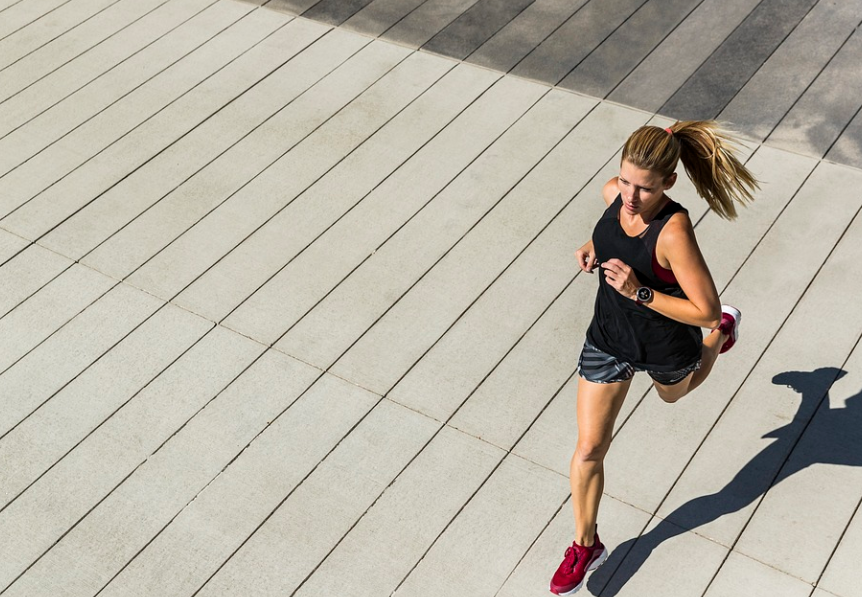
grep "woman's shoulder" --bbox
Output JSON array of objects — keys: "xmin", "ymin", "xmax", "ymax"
[{"xmin": 602, "ymin": 177, "xmax": 620, "ymax": 206}]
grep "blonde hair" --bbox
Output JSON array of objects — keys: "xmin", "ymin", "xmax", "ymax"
[{"xmin": 621, "ymin": 121, "xmax": 759, "ymax": 220}]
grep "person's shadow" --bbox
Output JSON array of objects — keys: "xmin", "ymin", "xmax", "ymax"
[{"xmin": 589, "ymin": 367, "xmax": 862, "ymax": 595}]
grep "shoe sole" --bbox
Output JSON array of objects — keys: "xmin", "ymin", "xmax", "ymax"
[{"xmin": 550, "ymin": 547, "xmax": 609, "ymax": 596}]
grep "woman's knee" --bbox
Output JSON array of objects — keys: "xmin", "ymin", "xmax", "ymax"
[
  {"xmin": 574, "ymin": 438, "xmax": 611, "ymax": 463},
  {"xmin": 655, "ymin": 382, "xmax": 687, "ymax": 403}
]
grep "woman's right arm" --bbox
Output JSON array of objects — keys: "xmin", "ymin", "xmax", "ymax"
[{"xmin": 576, "ymin": 178, "xmax": 618, "ymax": 273}]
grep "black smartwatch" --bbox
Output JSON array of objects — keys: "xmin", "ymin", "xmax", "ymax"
[{"xmin": 635, "ymin": 286, "xmax": 653, "ymax": 305}]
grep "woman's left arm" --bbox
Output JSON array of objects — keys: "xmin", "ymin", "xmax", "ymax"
[{"xmin": 601, "ymin": 214, "xmax": 722, "ymax": 329}]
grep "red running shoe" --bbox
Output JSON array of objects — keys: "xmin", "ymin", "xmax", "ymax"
[
  {"xmin": 718, "ymin": 305, "xmax": 741, "ymax": 354},
  {"xmin": 549, "ymin": 532, "xmax": 608, "ymax": 595}
]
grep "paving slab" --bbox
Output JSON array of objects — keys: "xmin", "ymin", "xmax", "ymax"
[
  {"xmin": 302, "ymin": 0, "xmax": 374, "ymax": 26},
  {"xmin": 0, "ymin": 243, "xmax": 71, "ymax": 318},
  {"xmin": 0, "ymin": 229, "xmax": 28, "ymax": 264},
  {"xmin": 703, "ymin": 551, "xmax": 813, "ymax": 597},
  {"xmin": 510, "ymin": 0, "xmax": 648, "ymax": 86},
  {"xmin": 608, "ymin": 0, "xmax": 761, "ymax": 113},
  {"xmin": 767, "ymin": 25, "xmax": 862, "ymax": 159},
  {"xmin": 292, "ymin": 425, "xmax": 504, "ymax": 597},
  {"xmin": 421, "ymin": 0, "xmax": 534, "ymax": 61},
  {"xmin": 659, "ymin": 0, "xmax": 818, "ymax": 121},
  {"xmin": 826, "ymin": 107, "xmax": 862, "ymax": 170},
  {"xmin": 342, "ymin": 0, "xmax": 463, "ymax": 38},
  {"xmin": 331, "ymin": 102, "xmax": 646, "ymax": 396},
  {"xmin": 0, "ymin": 263, "xmax": 114, "ymax": 373},
  {"xmin": 122, "ymin": 40, "xmax": 419, "ymax": 298},
  {"xmin": 42, "ymin": 17, "xmax": 331, "ymax": 261},
  {"xmin": 175, "ymin": 59, "xmax": 487, "ymax": 323},
  {"xmin": 0, "ymin": 0, "xmax": 118, "ymax": 70},
  {"xmin": 0, "ymin": 2, "xmax": 278, "ymax": 235},
  {"xmin": 0, "ymin": 326, "xmax": 264, "ymax": 597},
  {"xmin": 275, "ymin": 88, "xmax": 590, "ymax": 375},
  {"xmin": 0, "ymin": 283, "xmax": 162, "ymax": 438},
  {"xmin": 1, "ymin": 348, "xmax": 320, "ymax": 596},
  {"xmin": 383, "ymin": 0, "xmax": 482, "ymax": 49},
  {"xmin": 819, "ymin": 499, "xmax": 862, "ymax": 597},
  {"xmin": 0, "ymin": 0, "xmax": 217, "ymax": 143},
  {"xmin": 195, "ymin": 397, "xmax": 439, "ymax": 597},
  {"xmin": 467, "ymin": 0, "xmax": 587, "ymax": 73},
  {"xmin": 719, "ymin": 0, "xmax": 862, "ymax": 142}
]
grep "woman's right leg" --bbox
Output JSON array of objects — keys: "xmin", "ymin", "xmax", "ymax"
[{"xmin": 572, "ymin": 375, "xmax": 632, "ymax": 546}]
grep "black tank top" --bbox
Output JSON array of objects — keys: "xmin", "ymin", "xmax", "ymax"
[{"xmin": 586, "ymin": 195, "xmax": 702, "ymax": 371}]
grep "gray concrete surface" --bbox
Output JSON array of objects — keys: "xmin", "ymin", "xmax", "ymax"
[{"xmin": 1, "ymin": 1, "xmax": 860, "ymax": 596}]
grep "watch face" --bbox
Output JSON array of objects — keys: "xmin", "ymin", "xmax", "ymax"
[{"xmin": 637, "ymin": 287, "xmax": 652, "ymax": 302}]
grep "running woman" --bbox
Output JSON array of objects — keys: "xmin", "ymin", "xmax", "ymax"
[{"xmin": 549, "ymin": 121, "xmax": 758, "ymax": 595}]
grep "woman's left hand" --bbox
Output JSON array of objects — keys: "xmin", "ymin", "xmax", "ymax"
[{"xmin": 601, "ymin": 258, "xmax": 640, "ymax": 301}]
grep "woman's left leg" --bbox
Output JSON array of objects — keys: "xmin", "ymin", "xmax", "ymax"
[{"xmin": 654, "ymin": 326, "xmax": 727, "ymax": 403}]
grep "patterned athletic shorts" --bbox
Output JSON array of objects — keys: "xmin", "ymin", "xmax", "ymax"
[{"xmin": 577, "ymin": 341, "xmax": 701, "ymax": 386}]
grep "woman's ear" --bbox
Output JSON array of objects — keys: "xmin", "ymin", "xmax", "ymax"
[{"xmin": 664, "ymin": 172, "xmax": 678, "ymax": 190}]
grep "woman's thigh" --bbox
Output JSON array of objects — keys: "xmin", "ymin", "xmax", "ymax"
[{"xmin": 576, "ymin": 375, "xmax": 632, "ymax": 453}]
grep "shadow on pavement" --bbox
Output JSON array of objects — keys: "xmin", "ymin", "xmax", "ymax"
[{"xmin": 590, "ymin": 366, "xmax": 862, "ymax": 595}]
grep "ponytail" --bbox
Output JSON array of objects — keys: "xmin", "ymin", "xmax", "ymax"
[{"xmin": 622, "ymin": 121, "xmax": 759, "ymax": 220}]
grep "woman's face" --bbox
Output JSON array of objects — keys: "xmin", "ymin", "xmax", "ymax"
[{"xmin": 618, "ymin": 159, "xmax": 675, "ymax": 216}]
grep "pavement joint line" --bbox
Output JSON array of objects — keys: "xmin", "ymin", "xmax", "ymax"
[
  {"xmin": 814, "ymin": 477, "xmax": 862, "ymax": 593},
  {"xmin": 552, "ymin": 0, "xmax": 654, "ymax": 88},
  {"xmin": 600, "ymin": 0, "xmax": 710, "ymax": 101},
  {"xmin": 0, "ymin": 0, "xmax": 175, "ymax": 110},
  {"xmin": 257, "ymin": 76, "xmax": 550, "ymax": 358},
  {"xmin": 0, "ymin": 0, "xmax": 77, "ymax": 45},
  {"xmin": 0, "ymin": 0, "xmax": 126, "ymax": 71},
  {"xmin": 0, "ymin": 0, "xmax": 27, "ymax": 17},
  {"xmin": 109, "ymin": 36, "xmax": 414, "ymax": 299},
  {"xmin": 0, "ymin": 1, "xmax": 271, "ymax": 217},
  {"xmin": 67, "ymin": 16, "xmax": 334, "ymax": 262},
  {"xmin": 0, "ymin": 0, "xmax": 220, "ymax": 127},
  {"xmin": 0, "ymin": 271, "xmax": 118, "ymax": 379}
]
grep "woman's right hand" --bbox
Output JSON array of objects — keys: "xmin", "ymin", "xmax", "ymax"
[{"xmin": 576, "ymin": 240, "xmax": 598, "ymax": 273}]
